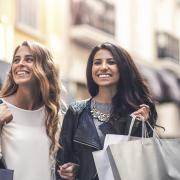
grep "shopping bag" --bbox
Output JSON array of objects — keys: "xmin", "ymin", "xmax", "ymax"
[
  {"xmin": 0, "ymin": 168, "xmax": 14, "ymax": 180},
  {"xmin": 93, "ymin": 149, "xmax": 114, "ymax": 180},
  {"xmin": 0, "ymin": 157, "xmax": 14, "ymax": 180},
  {"xmin": 93, "ymin": 116, "xmax": 139, "ymax": 180},
  {"xmin": 0, "ymin": 148, "xmax": 14, "ymax": 180},
  {"xmin": 107, "ymin": 121, "xmax": 180, "ymax": 180},
  {"xmin": 93, "ymin": 134, "xmax": 133, "ymax": 180}
]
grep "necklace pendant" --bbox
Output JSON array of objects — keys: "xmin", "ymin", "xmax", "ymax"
[{"xmin": 91, "ymin": 101, "xmax": 110, "ymax": 123}]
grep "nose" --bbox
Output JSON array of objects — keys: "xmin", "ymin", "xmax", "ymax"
[
  {"xmin": 101, "ymin": 61, "xmax": 108, "ymax": 69},
  {"xmin": 19, "ymin": 58, "xmax": 25, "ymax": 66}
]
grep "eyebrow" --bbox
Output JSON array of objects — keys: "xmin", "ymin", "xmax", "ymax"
[
  {"xmin": 14, "ymin": 55, "xmax": 33, "ymax": 58},
  {"xmin": 94, "ymin": 58, "xmax": 114, "ymax": 61}
]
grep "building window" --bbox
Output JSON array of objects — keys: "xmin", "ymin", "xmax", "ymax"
[
  {"xmin": 71, "ymin": 0, "xmax": 115, "ymax": 35},
  {"xmin": 156, "ymin": 32, "xmax": 180, "ymax": 64},
  {"xmin": 15, "ymin": 0, "xmax": 40, "ymax": 35}
]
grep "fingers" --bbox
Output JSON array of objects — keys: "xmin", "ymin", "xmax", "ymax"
[
  {"xmin": 58, "ymin": 168, "xmax": 75, "ymax": 180},
  {"xmin": 58, "ymin": 163, "xmax": 79, "ymax": 180},
  {"xmin": 0, "ymin": 103, "xmax": 13, "ymax": 126},
  {"xmin": 57, "ymin": 169, "xmax": 75, "ymax": 180},
  {"xmin": 61, "ymin": 163, "xmax": 74, "ymax": 169},
  {"xmin": 131, "ymin": 104, "xmax": 150, "ymax": 121},
  {"xmin": 139, "ymin": 104, "xmax": 149, "ymax": 108},
  {"xmin": 61, "ymin": 163, "xmax": 79, "ymax": 173}
]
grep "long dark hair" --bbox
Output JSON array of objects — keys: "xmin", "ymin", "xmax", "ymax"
[{"xmin": 86, "ymin": 42, "xmax": 157, "ymax": 127}]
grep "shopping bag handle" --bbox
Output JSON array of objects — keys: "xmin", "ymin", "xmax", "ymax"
[
  {"xmin": 146, "ymin": 120, "xmax": 160, "ymax": 140},
  {"xmin": 127, "ymin": 115, "xmax": 147, "ymax": 141},
  {"xmin": 127, "ymin": 115, "xmax": 142, "ymax": 140},
  {"xmin": 128, "ymin": 115, "xmax": 160, "ymax": 142},
  {"xmin": 127, "ymin": 115, "xmax": 136, "ymax": 138}
]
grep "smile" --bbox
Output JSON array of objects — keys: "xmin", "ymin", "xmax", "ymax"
[
  {"xmin": 98, "ymin": 74, "xmax": 111, "ymax": 78},
  {"xmin": 15, "ymin": 70, "xmax": 30, "ymax": 75}
]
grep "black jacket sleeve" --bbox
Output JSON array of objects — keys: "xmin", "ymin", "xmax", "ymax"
[{"xmin": 56, "ymin": 106, "xmax": 79, "ymax": 179}]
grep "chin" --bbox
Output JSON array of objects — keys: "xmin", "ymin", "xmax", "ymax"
[
  {"xmin": 97, "ymin": 81, "xmax": 118, "ymax": 89},
  {"xmin": 98, "ymin": 83, "xmax": 116, "ymax": 87},
  {"xmin": 14, "ymin": 79, "xmax": 32, "ymax": 85}
]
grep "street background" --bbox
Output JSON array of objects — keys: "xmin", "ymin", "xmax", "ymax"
[{"xmin": 0, "ymin": 0, "xmax": 180, "ymax": 137}]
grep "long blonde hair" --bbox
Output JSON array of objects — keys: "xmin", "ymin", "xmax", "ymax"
[{"xmin": 0, "ymin": 41, "xmax": 61, "ymax": 157}]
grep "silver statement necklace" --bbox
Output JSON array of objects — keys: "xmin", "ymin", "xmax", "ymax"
[{"xmin": 91, "ymin": 99, "xmax": 111, "ymax": 123}]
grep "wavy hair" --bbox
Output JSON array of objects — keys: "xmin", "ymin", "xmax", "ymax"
[
  {"xmin": 0, "ymin": 41, "xmax": 61, "ymax": 157},
  {"xmin": 86, "ymin": 42, "xmax": 157, "ymax": 128}
]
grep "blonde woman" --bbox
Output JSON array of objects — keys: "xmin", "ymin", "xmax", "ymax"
[{"xmin": 0, "ymin": 41, "xmax": 61, "ymax": 180}]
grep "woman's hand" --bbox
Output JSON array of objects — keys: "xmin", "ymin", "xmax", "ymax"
[
  {"xmin": 0, "ymin": 103, "xmax": 13, "ymax": 127},
  {"xmin": 57, "ymin": 162, "xmax": 79, "ymax": 180},
  {"xmin": 131, "ymin": 104, "xmax": 150, "ymax": 121}
]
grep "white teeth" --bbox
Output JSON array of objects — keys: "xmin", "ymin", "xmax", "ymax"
[
  {"xmin": 99, "ymin": 74, "xmax": 110, "ymax": 78},
  {"xmin": 16, "ymin": 71, "xmax": 26, "ymax": 75}
]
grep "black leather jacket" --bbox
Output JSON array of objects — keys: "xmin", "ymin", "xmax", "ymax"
[{"xmin": 56, "ymin": 99, "xmax": 153, "ymax": 180}]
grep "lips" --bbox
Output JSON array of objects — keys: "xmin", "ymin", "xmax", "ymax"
[
  {"xmin": 15, "ymin": 70, "xmax": 30, "ymax": 75},
  {"xmin": 15, "ymin": 70, "xmax": 30, "ymax": 76}
]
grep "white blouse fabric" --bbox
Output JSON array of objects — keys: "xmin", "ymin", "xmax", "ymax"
[{"xmin": 0, "ymin": 99, "xmax": 52, "ymax": 180}]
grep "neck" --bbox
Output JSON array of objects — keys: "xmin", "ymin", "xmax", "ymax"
[
  {"xmin": 94, "ymin": 86, "xmax": 117, "ymax": 104},
  {"xmin": 6, "ymin": 86, "xmax": 42, "ymax": 110}
]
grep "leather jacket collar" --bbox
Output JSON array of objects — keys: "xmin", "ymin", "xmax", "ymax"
[{"xmin": 73, "ymin": 99, "xmax": 117, "ymax": 150}]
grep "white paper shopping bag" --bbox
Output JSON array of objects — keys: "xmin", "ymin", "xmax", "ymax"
[
  {"xmin": 92, "ymin": 116, "xmax": 139, "ymax": 180},
  {"xmin": 93, "ymin": 149, "xmax": 114, "ymax": 180}
]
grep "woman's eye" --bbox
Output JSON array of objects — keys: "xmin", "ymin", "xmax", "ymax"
[
  {"xmin": 93, "ymin": 61, "xmax": 101, "ymax": 65},
  {"xmin": 26, "ymin": 58, "xmax": 34, "ymax": 63},
  {"xmin": 108, "ymin": 60, "xmax": 116, "ymax": 65},
  {"xmin": 13, "ymin": 58, "xmax": 20, "ymax": 64}
]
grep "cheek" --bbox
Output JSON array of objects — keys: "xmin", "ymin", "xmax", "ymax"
[
  {"xmin": 117, "ymin": 71, "xmax": 120, "ymax": 78},
  {"xmin": 114, "ymin": 68, "xmax": 120, "ymax": 80},
  {"xmin": 30, "ymin": 66, "xmax": 36, "ymax": 75},
  {"xmin": 116, "ymin": 74, "xmax": 120, "ymax": 82},
  {"xmin": 30, "ymin": 72, "xmax": 37, "ymax": 82}
]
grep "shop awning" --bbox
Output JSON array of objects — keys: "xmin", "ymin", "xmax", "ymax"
[
  {"xmin": 139, "ymin": 65, "xmax": 180, "ymax": 105},
  {"xmin": 158, "ymin": 69, "xmax": 180, "ymax": 104}
]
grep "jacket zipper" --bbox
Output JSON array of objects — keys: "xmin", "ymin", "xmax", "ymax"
[{"xmin": 73, "ymin": 139, "xmax": 101, "ymax": 150}]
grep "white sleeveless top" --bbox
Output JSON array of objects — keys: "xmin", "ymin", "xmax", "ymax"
[{"xmin": 0, "ymin": 99, "xmax": 52, "ymax": 180}]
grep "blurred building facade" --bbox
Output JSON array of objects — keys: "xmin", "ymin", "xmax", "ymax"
[
  {"xmin": 0, "ymin": 0, "xmax": 180, "ymax": 137},
  {"xmin": 64, "ymin": 0, "xmax": 180, "ymax": 137},
  {"xmin": 0, "ymin": 0, "xmax": 69, "ymax": 69}
]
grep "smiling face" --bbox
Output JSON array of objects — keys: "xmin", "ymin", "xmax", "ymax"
[
  {"xmin": 12, "ymin": 45, "xmax": 36, "ymax": 86},
  {"xmin": 92, "ymin": 49, "xmax": 120, "ymax": 89}
]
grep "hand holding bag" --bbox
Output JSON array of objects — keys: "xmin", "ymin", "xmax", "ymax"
[{"xmin": 106, "ymin": 118, "xmax": 180, "ymax": 180}]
